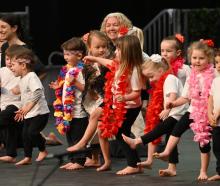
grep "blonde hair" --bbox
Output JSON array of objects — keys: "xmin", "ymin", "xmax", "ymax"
[
  {"xmin": 142, "ymin": 58, "xmax": 169, "ymax": 72},
  {"xmin": 187, "ymin": 41, "xmax": 215, "ymax": 64},
  {"xmin": 127, "ymin": 26, "xmax": 144, "ymax": 50},
  {"xmin": 100, "ymin": 12, "xmax": 133, "ymax": 33}
]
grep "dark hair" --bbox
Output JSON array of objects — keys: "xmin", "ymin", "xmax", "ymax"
[
  {"xmin": 162, "ymin": 34, "xmax": 184, "ymax": 57},
  {"xmin": 61, "ymin": 37, "xmax": 87, "ymax": 56},
  {"xmin": 0, "ymin": 14, "xmax": 28, "ymax": 42},
  {"xmin": 13, "ymin": 46, "xmax": 37, "ymax": 70},
  {"xmin": 5, "ymin": 44, "xmax": 25, "ymax": 58}
]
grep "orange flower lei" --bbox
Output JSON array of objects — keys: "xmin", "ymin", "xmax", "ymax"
[
  {"xmin": 144, "ymin": 69, "xmax": 173, "ymax": 145},
  {"xmin": 98, "ymin": 60, "xmax": 129, "ymax": 138}
]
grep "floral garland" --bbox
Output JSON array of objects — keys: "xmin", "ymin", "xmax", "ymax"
[
  {"xmin": 189, "ymin": 64, "xmax": 215, "ymax": 147},
  {"xmin": 53, "ymin": 62, "xmax": 84, "ymax": 135},
  {"xmin": 170, "ymin": 56, "xmax": 184, "ymax": 76},
  {"xmin": 144, "ymin": 69, "xmax": 173, "ymax": 145},
  {"xmin": 98, "ymin": 60, "xmax": 129, "ymax": 138}
]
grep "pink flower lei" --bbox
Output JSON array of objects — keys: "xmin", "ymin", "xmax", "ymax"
[
  {"xmin": 189, "ymin": 64, "xmax": 215, "ymax": 147},
  {"xmin": 53, "ymin": 62, "xmax": 84, "ymax": 135}
]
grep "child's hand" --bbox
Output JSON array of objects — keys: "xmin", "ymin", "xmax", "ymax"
[
  {"xmin": 115, "ymin": 95, "xmax": 125, "ymax": 102},
  {"xmin": 165, "ymin": 101, "xmax": 174, "ymax": 109},
  {"xmin": 82, "ymin": 32, "xmax": 89, "ymax": 43},
  {"xmin": 49, "ymin": 81, "xmax": 59, "ymax": 90},
  {"xmin": 83, "ymin": 56, "xmax": 95, "ymax": 64},
  {"xmin": 208, "ymin": 112, "xmax": 217, "ymax": 127},
  {"xmin": 159, "ymin": 109, "xmax": 170, "ymax": 120},
  {"xmin": 10, "ymin": 85, "xmax": 20, "ymax": 95},
  {"xmin": 14, "ymin": 110, "xmax": 24, "ymax": 122}
]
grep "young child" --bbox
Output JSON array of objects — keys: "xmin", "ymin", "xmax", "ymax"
[
  {"xmin": 10, "ymin": 47, "xmax": 50, "ymax": 166},
  {"xmin": 139, "ymin": 33, "xmax": 191, "ymax": 171},
  {"xmin": 214, "ymin": 48, "xmax": 220, "ymax": 77},
  {"xmin": 154, "ymin": 40, "xmax": 215, "ymax": 180},
  {"xmin": 208, "ymin": 76, "xmax": 220, "ymax": 181},
  {"xmin": 161, "ymin": 33, "xmax": 191, "ymax": 85},
  {"xmin": 67, "ymin": 30, "xmax": 113, "ymax": 170},
  {"xmin": 50, "ymin": 37, "xmax": 88, "ymax": 170},
  {"xmin": 0, "ymin": 44, "xmax": 22, "ymax": 163},
  {"xmin": 122, "ymin": 54, "xmax": 188, "ymax": 177},
  {"xmin": 83, "ymin": 35, "xmax": 144, "ymax": 175}
]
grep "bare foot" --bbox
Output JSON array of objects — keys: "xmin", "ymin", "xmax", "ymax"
[
  {"xmin": 36, "ymin": 151, "xmax": 48, "ymax": 162},
  {"xmin": 67, "ymin": 142, "xmax": 86, "ymax": 152},
  {"xmin": 208, "ymin": 174, "xmax": 220, "ymax": 181},
  {"xmin": 15, "ymin": 157, "xmax": 32, "ymax": 166},
  {"xmin": 47, "ymin": 132, "xmax": 63, "ymax": 145},
  {"xmin": 137, "ymin": 161, "xmax": 152, "ymax": 169},
  {"xmin": 65, "ymin": 163, "xmax": 84, "ymax": 170},
  {"xmin": 60, "ymin": 162, "xmax": 74, "ymax": 169},
  {"xmin": 159, "ymin": 169, "xmax": 176, "ymax": 177},
  {"xmin": 122, "ymin": 134, "xmax": 138, "ymax": 149},
  {"xmin": 153, "ymin": 152, "xmax": 169, "ymax": 162},
  {"xmin": 197, "ymin": 171, "xmax": 208, "ymax": 181},
  {"xmin": 96, "ymin": 162, "xmax": 111, "ymax": 172},
  {"xmin": 84, "ymin": 158, "xmax": 100, "ymax": 167},
  {"xmin": 116, "ymin": 166, "xmax": 143, "ymax": 175},
  {"xmin": 0, "ymin": 156, "xmax": 16, "ymax": 163}
]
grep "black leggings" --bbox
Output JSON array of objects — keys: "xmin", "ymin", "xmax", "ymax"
[
  {"xmin": 141, "ymin": 117, "xmax": 179, "ymax": 164},
  {"xmin": 171, "ymin": 112, "xmax": 211, "ymax": 153},
  {"xmin": 0, "ymin": 105, "xmax": 20, "ymax": 157},
  {"xmin": 23, "ymin": 113, "xmax": 49, "ymax": 157},
  {"xmin": 66, "ymin": 117, "xmax": 89, "ymax": 166},
  {"xmin": 212, "ymin": 127, "xmax": 220, "ymax": 175},
  {"xmin": 116, "ymin": 106, "xmax": 141, "ymax": 167}
]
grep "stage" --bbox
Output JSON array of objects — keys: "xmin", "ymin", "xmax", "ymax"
[{"xmin": 0, "ymin": 114, "xmax": 219, "ymax": 186}]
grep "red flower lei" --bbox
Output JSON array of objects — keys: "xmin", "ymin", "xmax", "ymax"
[
  {"xmin": 144, "ymin": 69, "xmax": 173, "ymax": 145},
  {"xmin": 98, "ymin": 60, "xmax": 129, "ymax": 138}
]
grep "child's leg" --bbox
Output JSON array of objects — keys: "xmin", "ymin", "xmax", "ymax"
[
  {"xmin": 67, "ymin": 107, "xmax": 102, "ymax": 152},
  {"xmin": 64, "ymin": 117, "xmax": 88, "ymax": 170},
  {"xmin": 122, "ymin": 117, "xmax": 177, "ymax": 150},
  {"xmin": 96, "ymin": 129, "xmax": 111, "ymax": 171},
  {"xmin": 138, "ymin": 142, "xmax": 156, "ymax": 169},
  {"xmin": 15, "ymin": 121, "xmax": 32, "ymax": 166},
  {"xmin": 159, "ymin": 163, "xmax": 177, "ymax": 177},
  {"xmin": 154, "ymin": 112, "xmax": 191, "ymax": 160},
  {"xmin": 208, "ymin": 127, "xmax": 220, "ymax": 181},
  {"xmin": 158, "ymin": 132, "xmax": 178, "ymax": 177},
  {"xmin": 198, "ymin": 143, "xmax": 211, "ymax": 181},
  {"xmin": 198, "ymin": 152, "xmax": 210, "ymax": 180},
  {"xmin": 115, "ymin": 107, "xmax": 142, "ymax": 175},
  {"xmin": 0, "ymin": 105, "xmax": 19, "ymax": 162}
]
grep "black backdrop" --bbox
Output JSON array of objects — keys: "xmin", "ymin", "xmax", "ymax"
[{"xmin": 0, "ymin": 0, "xmax": 219, "ymax": 64}]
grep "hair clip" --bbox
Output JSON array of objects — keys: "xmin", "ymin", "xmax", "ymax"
[
  {"xmin": 200, "ymin": 39, "xmax": 214, "ymax": 47},
  {"xmin": 150, "ymin": 54, "xmax": 162, "ymax": 63},
  {"xmin": 118, "ymin": 26, "xmax": 129, "ymax": 36},
  {"xmin": 16, "ymin": 58, "xmax": 31, "ymax": 64},
  {"xmin": 175, "ymin": 33, "xmax": 184, "ymax": 43}
]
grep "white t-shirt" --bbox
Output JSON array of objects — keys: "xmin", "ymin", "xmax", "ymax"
[
  {"xmin": 112, "ymin": 67, "xmax": 142, "ymax": 109},
  {"xmin": 177, "ymin": 64, "xmax": 191, "ymax": 86},
  {"xmin": 210, "ymin": 77, "xmax": 220, "ymax": 126},
  {"xmin": 19, "ymin": 72, "xmax": 49, "ymax": 119},
  {"xmin": 62, "ymin": 69, "xmax": 87, "ymax": 118},
  {"xmin": 163, "ymin": 74, "xmax": 188, "ymax": 120},
  {"xmin": 0, "ymin": 67, "xmax": 21, "ymax": 110},
  {"xmin": 182, "ymin": 73, "xmax": 204, "ymax": 113},
  {"xmin": 214, "ymin": 68, "xmax": 220, "ymax": 77}
]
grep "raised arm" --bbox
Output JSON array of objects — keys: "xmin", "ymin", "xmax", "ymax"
[{"xmin": 83, "ymin": 56, "xmax": 113, "ymax": 67}]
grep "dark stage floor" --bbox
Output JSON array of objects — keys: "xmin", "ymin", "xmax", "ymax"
[{"xmin": 0, "ymin": 114, "xmax": 219, "ymax": 186}]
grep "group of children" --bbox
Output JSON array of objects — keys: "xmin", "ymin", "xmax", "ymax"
[{"xmin": 1, "ymin": 13, "xmax": 220, "ymax": 182}]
